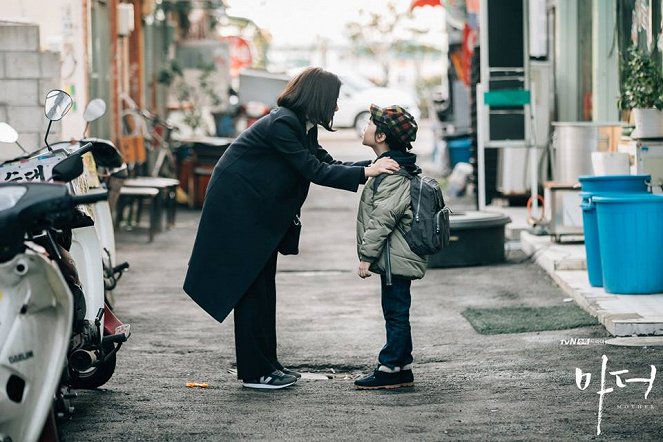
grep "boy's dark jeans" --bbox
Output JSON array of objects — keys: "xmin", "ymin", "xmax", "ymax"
[{"xmin": 378, "ymin": 274, "xmax": 413, "ymax": 369}]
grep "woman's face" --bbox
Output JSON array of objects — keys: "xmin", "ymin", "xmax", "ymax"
[{"xmin": 325, "ymin": 101, "xmax": 338, "ymax": 127}]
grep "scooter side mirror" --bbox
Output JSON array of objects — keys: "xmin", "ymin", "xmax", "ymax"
[
  {"xmin": 83, "ymin": 99, "xmax": 107, "ymax": 122},
  {"xmin": 51, "ymin": 155, "xmax": 84, "ymax": 182},
  {"xmin": 44, "ymin": 90, "xmax": 73, "ymax": 122},
  {"xmin": 0, "ymin": 122, "xmax": 19, "ymax": 144}
]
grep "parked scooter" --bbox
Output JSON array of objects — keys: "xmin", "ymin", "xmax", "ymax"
[
  {"xmin": 0, "ymin": 128, "xmax": 108, "ymax": 439},
  {"xmin": 49, "ymin": 98, "xmax": 129, "ymax": 309},
  {"xmin": 0, "ymin": 90, "xmax": 130, "ymax": 392}
]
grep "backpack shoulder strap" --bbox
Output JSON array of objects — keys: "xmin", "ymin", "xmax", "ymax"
[
  {"xmin": 372, "ymin": 173, "xmax": 387, "ymax": 193},
  {"xmin": 371, "ymin": 169, "xmax": 412, "ymax": 193}
]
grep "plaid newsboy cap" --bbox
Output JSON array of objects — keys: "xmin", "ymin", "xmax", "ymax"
[{"xmin": 369, "ymin": 104, "xmax": 418, "ymax": 147}]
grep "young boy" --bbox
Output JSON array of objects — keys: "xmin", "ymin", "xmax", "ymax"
[{"xmin": 355, "ymin": 104, "xmax": 427, "ymax": 390}]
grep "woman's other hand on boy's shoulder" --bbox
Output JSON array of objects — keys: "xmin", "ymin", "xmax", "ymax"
[{"xmin": 358, "ymin": 261, "xmax": 372, "ymax": 278}]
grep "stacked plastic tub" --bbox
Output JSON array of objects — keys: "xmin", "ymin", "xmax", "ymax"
[
  {"xmin": 580, "ymin": 174, "xmax": 663, "ymax": 294},
  {"xmin": 447, "ymin": 137, "xmax": 472, "ymax": 168},
  {"xmin": 594, "ymin": 193, "xmax": 663, "ymax": 293}
]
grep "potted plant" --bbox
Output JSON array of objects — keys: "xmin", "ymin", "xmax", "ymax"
[
  {"xmin": 158, "ymin": 59, "xmax": 227, "ymax": 137},
  {"xmin": 620, "ymin": 46, "xmax": 663, "ymax": 138}
]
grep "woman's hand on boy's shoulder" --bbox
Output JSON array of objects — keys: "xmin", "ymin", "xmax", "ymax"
[
  {"xmin": 358, "ymin": 261, "xmax": 372, "ymax": 279},
  {"xmin": 364, "ymin": 157, "xmax": 399, "ymax": 178}
]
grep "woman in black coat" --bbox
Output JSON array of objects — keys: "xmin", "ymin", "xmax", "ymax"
[{"xmin": 183, "ymin": 67, "xmax": 399, "ymax": 389}]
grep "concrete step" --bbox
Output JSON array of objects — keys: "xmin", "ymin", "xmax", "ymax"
[{"xmin": 521, "ymin": 231, "xmax": 663, "ymax": 336}]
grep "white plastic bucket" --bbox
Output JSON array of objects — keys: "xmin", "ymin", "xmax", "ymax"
[
  {"xmin": 632, "ymin": 108, "xmax": 663, "ymax": 139},
  {"xmin": 591, "ymin": 151, "xmax": 630, "ymax": 176}
]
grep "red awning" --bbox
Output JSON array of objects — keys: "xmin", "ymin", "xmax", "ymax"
[{"xmin": 409, "ymin": 0, "xmax": 442, "ymax": 11}]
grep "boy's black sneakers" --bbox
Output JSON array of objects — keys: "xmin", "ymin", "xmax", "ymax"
[
  {"xmin": 242, "ymin": 370, "xmax": 297, "ymax": 390},
  {"xmin": 400, "ymin": 369, "xmax": 414, "ymax": 385},
  {"xmin": 354, "ymin": 368, "xmax": 414, "ymax": 390}
]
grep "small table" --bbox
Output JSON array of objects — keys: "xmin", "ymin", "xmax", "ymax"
[
  {"xmin": 116, "ymin": 186, "xmax": 160, "ymax": 242},
  {"xmin": 122, "ymin": 177, "xmax": 180, "ymax": 230}
]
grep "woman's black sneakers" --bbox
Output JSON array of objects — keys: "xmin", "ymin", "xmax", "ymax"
[
  {"xmin": 273, "ymin": 361, "xmax": 302, "ymax": 379},
  {"xmin": 280, "ymin": 367, "xmax": 302, "ymax": 379},
  {"xmin": 242, "ymin": 370, "xmax": 298, "ymax": 390},
  {"xmin": 354, "ymin": 367, "xmax": 415, "ymax": 390}
]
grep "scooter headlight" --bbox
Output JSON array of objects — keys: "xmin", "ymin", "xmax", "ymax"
[{"xmin": 0, "ymin": 186, "xmax": 27, "ymax": 211}]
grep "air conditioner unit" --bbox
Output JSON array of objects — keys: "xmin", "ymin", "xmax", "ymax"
[{"xmin": 117, "ymin": 3, "xmax": 135, "ymax": 37}]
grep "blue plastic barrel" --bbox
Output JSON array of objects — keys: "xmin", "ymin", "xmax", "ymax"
[
  {"xmin": 593, "ymin": 194, "xmax": 663, "ymax": 294},
  {"xmin": 578, "ymin": 175, "xmax": 649, "ymax": 193},
  {"xmin": 579, "ymin": 175, "xmax": 650, "ymax": 287},
  {"xmin": 447, "ymin": 137, "xmax": 472, "ymax": 167},
  {"xmin": 580, "ymin": 193, "xmax": 603, "ymax": 287}
]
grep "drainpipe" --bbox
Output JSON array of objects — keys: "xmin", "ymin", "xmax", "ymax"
[
  {"xmin": 592, "ymin": 0, "xmax": 619, "ymax": 122},
  {"xmin": 110, "ymin": 0, "xmax": 121, "ymax": 144},
  {"xmin": 555, "ymin": 0, "xmax": 579, "ymax": 122}
]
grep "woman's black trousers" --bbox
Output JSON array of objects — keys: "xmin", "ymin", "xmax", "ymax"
[{"xmin": 233, "ymin": 251, "xmax": 279, "ymax": 380}]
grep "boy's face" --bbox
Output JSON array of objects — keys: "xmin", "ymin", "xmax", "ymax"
[{"xmin": 361, "ymin": 118, "xmax": 377, "ymax": 148}]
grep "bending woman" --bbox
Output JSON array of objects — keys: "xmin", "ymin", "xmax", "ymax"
[{"xmin": 183, "ymin": 67, "xmax": 399, "ymax": 390}]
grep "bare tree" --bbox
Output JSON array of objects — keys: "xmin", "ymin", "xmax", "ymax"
[{"xmin": 344, "ymin": 1, "xmax": 409, "ymax": 83}]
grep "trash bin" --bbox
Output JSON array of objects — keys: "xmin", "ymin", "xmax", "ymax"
[
  {"xmin": 579, "ymin": 175, "xmax": 650, "ymax": 193},
  {"xmin": 551, "ymin": 122, "xmax": 622, "ymax": 184},
  {"xmin": 593, "ymin": 194, "xmax": 663, "ymax": 294},
  {"xmin": 579, "ymin": 175, "xmax": 650, "ymax": 287},
  {"xmin": 213, "ymin": 111, "xmax": 237, "ymax": 137},
  {"xmin": 427, "ymin": 211, "xmax": 511, "ymax": 268},
  {"xmin": 447, "ymin": 137, "xmax": 472, "ymax": 168}
]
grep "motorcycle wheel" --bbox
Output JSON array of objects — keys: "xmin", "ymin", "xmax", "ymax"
[{"xmin": 68, "ymin": 342, "xmax": 117, "ymax": 389}]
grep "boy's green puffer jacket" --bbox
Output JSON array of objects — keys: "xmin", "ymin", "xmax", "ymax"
[{"xmin": 356, "ymin": 151, "xmax": 427, "ymax": 280}]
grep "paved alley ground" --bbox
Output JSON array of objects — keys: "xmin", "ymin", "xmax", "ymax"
[{"xmin": 60, "ymin": 128, "xmax": 662, "ymax": 441}]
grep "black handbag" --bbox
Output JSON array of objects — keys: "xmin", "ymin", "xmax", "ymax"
[{"xmin": 277, "ymin": 215, "xmax": 301, "ymax": 255}]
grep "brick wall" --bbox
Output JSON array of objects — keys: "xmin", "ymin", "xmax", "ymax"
[{"xmin": 0, "ymin": 21, "xmax": 61, "ymax": 159}]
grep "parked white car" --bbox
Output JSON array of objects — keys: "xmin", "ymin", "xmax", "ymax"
[{"xmin": 334, "ymin": 75, "xmax": 421, "ymax": 137}]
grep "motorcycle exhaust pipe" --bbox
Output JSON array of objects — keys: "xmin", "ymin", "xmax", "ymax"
[{"xmin": 69, "ymin": 349, "xmax": 98, "ymax": 372}]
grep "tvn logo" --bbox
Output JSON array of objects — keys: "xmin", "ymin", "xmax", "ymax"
[{"xmin": 560, "ymin": 338, "xmax": 606, "ymax": 346}]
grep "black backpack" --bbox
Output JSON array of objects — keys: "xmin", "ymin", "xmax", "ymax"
[{"xmin": 373, "ymin": 171, "xmax": 450, "ymax": 256}]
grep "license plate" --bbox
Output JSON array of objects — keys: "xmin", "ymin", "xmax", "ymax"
[{"xmin": 0, "ymin": 152, "xmax": 68, "ymax": 183}]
